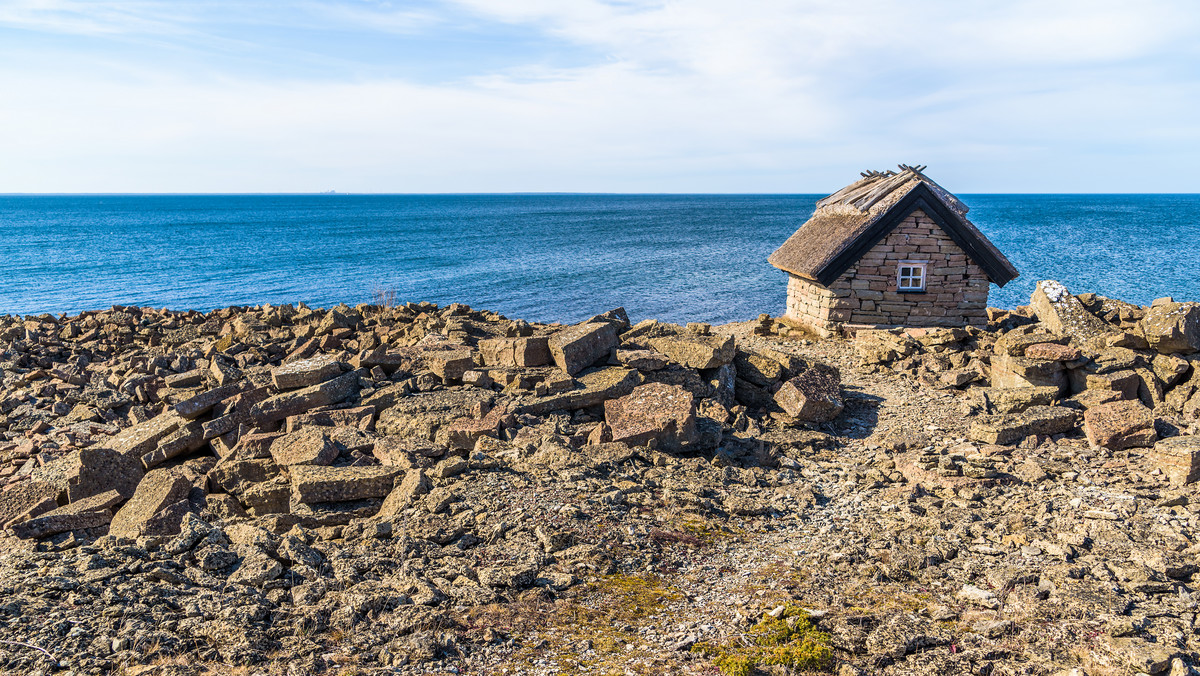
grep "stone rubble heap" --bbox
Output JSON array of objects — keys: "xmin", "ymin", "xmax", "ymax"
[
  {"xmin": 0, "ymin": 282, "xmax": 1197, "ymax": 675},
  {"xmin": 0, "ymin": 299, "xmax": 840, "ymax": 675}
]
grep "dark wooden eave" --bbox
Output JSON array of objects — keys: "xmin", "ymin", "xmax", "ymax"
[{"xmin": 813, "ymin": 182, "xmax": 1019, "ymax": 288}]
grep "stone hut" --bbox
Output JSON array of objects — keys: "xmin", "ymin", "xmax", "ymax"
[{"xmin": 768, "ymin": 165, "xmax": 1019, "ymax": 336}]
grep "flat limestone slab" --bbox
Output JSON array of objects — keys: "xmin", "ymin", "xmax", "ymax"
[
  {"xmin": 290, "ymin": 465, "xmax": 401, "ymax": 504},
  {"xmin": 271, "ymin": 355, "xmax": 342, "ymax": 390},
  {"xmin": 968, "ymin": 405, "xmax": 1077, "ymax": 445}
]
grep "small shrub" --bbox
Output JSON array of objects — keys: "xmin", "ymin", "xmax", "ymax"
[{"xmin": 370, "ymin": 286, "xmax": 399, "ymax": 308}]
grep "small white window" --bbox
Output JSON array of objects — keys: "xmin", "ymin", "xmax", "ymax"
[{"xmin": 897, "ymin": 261, "xmax": 927, "ymax": 292}]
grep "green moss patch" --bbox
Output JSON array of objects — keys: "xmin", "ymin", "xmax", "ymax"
[{"xmin": 693, "ymin": 604, "xmax": 834, "ymax": 675}]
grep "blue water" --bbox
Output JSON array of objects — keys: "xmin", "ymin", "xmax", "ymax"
[{"xmin": 1, "ymin": 194, "xmax": 1198, "ymax": 325}]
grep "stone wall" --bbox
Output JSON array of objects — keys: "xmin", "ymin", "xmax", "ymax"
[{"xmin": 783, "ymin": 209, "xmax": 991, "ymax": 333}]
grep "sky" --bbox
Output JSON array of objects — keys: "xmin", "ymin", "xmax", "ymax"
[{"xmin": 1, "ymin": 0, "xmax": 1198, "ymax": 193}]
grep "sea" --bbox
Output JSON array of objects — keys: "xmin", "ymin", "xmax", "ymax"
[{"xmin": 1, "ymin": 194, "xmax": 1198, "ymax": 325}]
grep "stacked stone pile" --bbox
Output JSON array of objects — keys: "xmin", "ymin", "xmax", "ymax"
[
  {"xmin": 0, "ymin": 299, "xmax": 846, "ymax": 673},
  {"xmin": 855, "ymin": 280, "xmax": 1200, "ymax": 484},
  {"xmin": 0, "ymin": 287, "xmax": 1198, "ymax": 675}
]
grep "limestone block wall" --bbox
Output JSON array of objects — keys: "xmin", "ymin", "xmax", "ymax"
[{"xmin": 783, "ymin": 209, "xmax": 991, "ymax": 332}]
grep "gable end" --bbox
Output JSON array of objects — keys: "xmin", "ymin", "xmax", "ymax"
[{"xmin": 813, "ymin": 182, "xmax": 1018, "ymax": 288}]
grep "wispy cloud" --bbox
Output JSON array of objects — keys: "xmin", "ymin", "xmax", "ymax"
[{"xmin": 0, "ymin": 0, "xmax": 1197, "ymax": 192}]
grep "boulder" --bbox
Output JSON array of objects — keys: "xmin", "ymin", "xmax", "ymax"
[
  {"xmin": 377, "ymin": 388, "xmax": 495, "ymax": 440},
  {"xmin": 991, "ymin": 353, "xmax": 1067, "ymax": 392},
  {"xmin": 437, "ymin": 404, "xmax": 511, "ymax": 450},
  {"xmin": 547, "ymin": 322, "xmax": 619, "ymax": 375},
  {"xmin": 1139, "ymin": 302, "xmax": 1200, "ymax": 354},
  {"xmin": 175, "ymin": 383, "xmax": 245, "ymax": 419},
  {"xmin": 9, "ymin": 490, "xmax": 122, "ymax": 539},
  {"xmin": 1023, "ymin": 343, "xmax": 1082, "ymax": 361},
  {"xmin": 993, "ymin": 332, "xmax": 1068, "ymax": 357},
  {"xmin": 208, "ymin": 458, "xmax": 280, "ymax": 495},
  {"xmin": 269, "ymin": 426, "xmax": 339, "ymax": 466},
  {"xmin": 108, "ymin": 413, "xmax": 185, "ymax": 457},
  {"xmin": 734, "ymin": 348, "xmax": 789, "ymax": 388},
  {"xmin": 773, "ymin": 363, "xmax": 843, "ymax": 422},
  {"xmin": 972, "ymin": 386, "xmax": 1060, "ymax": 414},
  {"xmin": 1148, "ymin": 436, "xmax": 1200, "ymax": 486},
  {"xmin": 31, "ymin": 447, "xmax": 144, "ymax": 502},
  {"xmin": 141, "ymin": 420, "xmax": 207, "ymax": 469},
  {"xmin": 378, "ymin": 469, "xmax": 431, "ymax": 518},
  {"xmin": 109, "ymin": 468, "xmax": 193, "ymax": 539},
  {"xmin": 271, "ymin": 355, "xmax": 342, "ymax": 390},
  {"xmin": 285, "ymin": 405, "xmax": 375, "ymax": 433},
  {"xmin": 421, "ymin": 348, "xmax": 476, "ymax": 383},
  {"xmin": 603, "ymin": 383, "xmax": 696, "ymax": 449},
  {"xmin": 0, "ymin": 481, "xmax": 60, "ymax": 528},
  {"xmin": 478, "ymin": 337, "xmax": 551, "ymax": 367},
  {"xmin": 1083, "ymin": 400, "xmax": 1156, "ymax": 451},
  {"xmin": 854, "ymin": 330, "xmax": 918, "ymax": 365},
  {"xmin": 614, "ymin": 349, "xmax": 670, "ymax": 371},
  {"xmin": 517, "ymin": 367, "xmax": 641, "ymax": 415},
  {"xmin": 1029, "ymin": 280, "xmax": 1114, "ymax": 344},
  {"xmin": 290, "ymin": 465, "xmax": 401, "ymax": 504},
  {"xmin": 250, "ymin": 371, "xmax": 359, "ymax": 425},
  {"xmin": 646, "ymin": 334, "xmax": 735, "ymax": 370},
  {"xmin": 968, "ymin": 406, "xmax": 1077, "ymax": 445}
]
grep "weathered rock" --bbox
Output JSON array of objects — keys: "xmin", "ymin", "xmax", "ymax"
[
  {"xmin": 164, "ymin": 369, "xmax": 204, "ymax": 388},
  {"xmin": 107, "ymin": 413, "xmax": 185, "ymax": 457},
  {"xmin": 250, "ymin": 371, "xmax": 359, "ymax": 425},
  {"xmin": 733, "ymin": 348, "xmax": 789, "ymax": 388},
  {"xmin": 478, "ymin": 564, "xmax": 538, "ymax": 589},
  {"xmin": 991, "ymin": 352, "xmax": 1067, "ymax": 392},
  {"xmin": 968, "ymin": 406, "xmax": 1078, "ymax": 445},
  {"xmin": 993, "ymin": 331, "xmax": 1068, "ymax": 357},
  {"xmin": 229, "ymin": 552, "xmax": 284, "ymax": 587},
  {"xmin": 646, "ymin": 333, "xmax": 735, "ymax": 370},
  {"xmin": 378, "ymin": 470, "xmax": 431, "ymax": 518},
  {"xmin": 972, "ymin": 386, "xmax": 1060, "ymax": 414},
  {"xmin": 1148, "ymin": 436, "xmax": 1200, "ymax": 485},
  {"xmin": 0, "ymin": 481, "xmax": 60, "ymax": 528},
  {"xmin": 1024, "ymin": 343, "xmax": 1082, "ymax": 361},
  {"xmin": 774, "ymin": 363, "xmax": 843, "ymax": 422},
  {"xmin": 614, "ymin": 349, "xmax": 670, "ymax": 371},
  {"xmin": 271, "ymin": 355, "xmax": 341, "ymax": 390},
  {"xmin": 854, "ymin": 330, "xmax": 918, "ymax": 365},
  {"xmin": 141, "ymin": 420, "xmax": 207, "ymax": 469},
  {"xmin": 1139, "ymin": 302, "xmax": 1200, "ymax": 354},
  {"xmin": 377, "ymin": 389, "xmax": 495, "ymax": 440},
  {"xmin": 109, "ymin": 468, "xmax": 193, "ymax": 539},
  {"xmin": 175, "ymin": 383, "xmax": 244, "ymax": 419},
  {"xmin": 285, "ymin": 405, "xmax": 375, "ymax": 433},
  {"xmin": 9, "ymin": 490, "xmax": 122, "ymax": 539},
  {"xmin": 1030, "ymin": 280, "xmax": 1114, "ymax": 344},
  {"xmin": 208, "ymin": 458, "xmax": 279, "ymax": 495},
  {"xmin": 31, "ymin": 447, "xmax": 144, "ymax": 502},
  {"xmin": 603, "ymin": 382, "xmax": 696, "ymax": 449},
  {"xmin": 422, "ymin": 348, "xmax": 476, "ymax": 383},
  {"xmin": 478, "ymin": 337, "xmax": 551, "ymax": 367},
  {"xmin": 437, "ymin": 404, "xmax": 510, "ymax": 450},
  {"xmin": 518, "ymin": 367, "xmax": 642, "ymax": 415},
  {"xmin": 269, "ymin": 426, "xmax": 339, "ymax": 466},
  {"xmin": 547, "ymin": 322, "xmax": 619, "ymax": 375},
  {"xmin": 290, "ymin": 465, "xmax": 401, "ymax": 504},
  {"xmin": 1083, "ymin": 400, "xmax": 1156, "ymax": 450}
]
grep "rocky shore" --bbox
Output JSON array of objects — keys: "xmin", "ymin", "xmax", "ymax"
[{"xmin": 1, "ymin": 282, "xmax": 1199, "ymax": 676}]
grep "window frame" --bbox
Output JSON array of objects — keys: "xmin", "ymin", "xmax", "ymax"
[{"xmin": 897, "ymin": 260, "xmax": 928, "ymax": 293}]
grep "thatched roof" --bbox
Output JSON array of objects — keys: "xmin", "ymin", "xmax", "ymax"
[{"xmin": 769, "ymin": 165, "xmax": 1019, "ymax": 287}]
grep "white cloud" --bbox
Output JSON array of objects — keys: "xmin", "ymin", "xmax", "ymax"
[{"xmin": 0, "ymin": 0, "xmax": 1198, "ymax": 191}]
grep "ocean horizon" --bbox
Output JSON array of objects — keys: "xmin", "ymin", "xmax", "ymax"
[{"xmin": 3, "ymin": 193, "xmax": 1198, "ymax": 324}]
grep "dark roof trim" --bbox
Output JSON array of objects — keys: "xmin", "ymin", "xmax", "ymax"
[{"xmin": 814, "ymin": 182, "xmax": 1019, "ymax": 288}]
